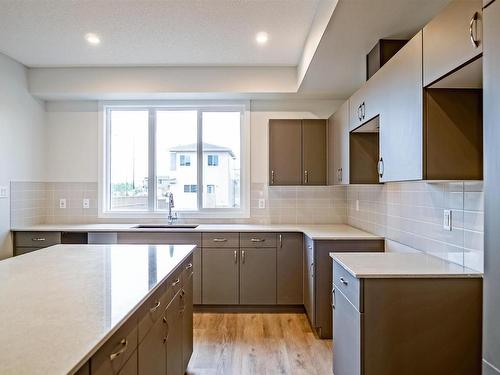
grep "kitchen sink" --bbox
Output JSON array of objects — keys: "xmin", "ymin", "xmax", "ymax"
[{"xmin": 133, "ymin": 224, "xmax": 199, "ymax": 229}]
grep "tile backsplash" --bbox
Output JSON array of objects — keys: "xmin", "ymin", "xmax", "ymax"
[{"xmin": 11, "ymin": 180, "xmax": 484, "ymax": 272}]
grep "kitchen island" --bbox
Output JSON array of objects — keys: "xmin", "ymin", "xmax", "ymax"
[{"xmin": 0, "ymin": 244, "xmax": 196, "ymax": 375}]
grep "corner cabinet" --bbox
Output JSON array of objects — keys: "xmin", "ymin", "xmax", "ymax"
[
  {"xmin": 269, "ymin": 119, "xmax": 327, "ymax": 186},
  {"xmin": 423, "ymin": 0, "xmax": 483, "ymax": 86},
  {"xmin": 328, "ymin": 100, "xmax": 349, "ymax": 185}
]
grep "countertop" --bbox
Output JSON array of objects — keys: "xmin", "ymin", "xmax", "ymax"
[
  {"xmin": 10, "ymin": 223, "xmax": 383, "ymax": 241},
  {"xmin": 0, "ymin": 244, "xmax": 196, "ymax": 375},
  {"xmin": 331, "ymin": 252, "xmax": 483, "ymax": 278}
]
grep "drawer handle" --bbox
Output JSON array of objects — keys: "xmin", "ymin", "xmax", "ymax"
[
  {"xmin": 251, "ymin": 238, "xmax": 265, "ymax": 242},
  {"xmin": 279, "ymin": 234, "xmax": 283, "ymax": 248},
  {"xmin": 185, "ymin": 263, "xmax": 193, "ymax": 270},
  {"xmin": 340, "ymin": 277, "xmax": 348, "ymax": 286},
  {"xmin": 242, "ymin": 250, "xmax": 246, "ymax": 264},
  {"xmin": 469, "ymin": 11, "xmax": 480, "ymax": 48},
  {"xmin": 213, "ymin": 238, "xmax": 227, "ymax": 242},
  {"xmin": 150, "ymin": 300, "xmax": 161, "ymax": 313},
  {"xmin": 234, "ymin": 250, "xmax": 238, "ymax": 264},
  {"xmin": 109, "ymin": 339, "xmax": 128, "ymax": 361},
  {"xmin": 32, "ymin": 238, "xmax": 46, "ymax": 242},
  {"xmin": 172, "ymin": 278, "xmax": 180, "ymax": 287}
]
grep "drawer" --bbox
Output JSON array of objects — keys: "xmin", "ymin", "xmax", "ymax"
[
  {"xmin": 333, "ymin": 260, "xmax": 362, "ymax": 312},
  {"xmin": 161, "ymin": 269, "xmax": 183, "ymax": 308},
  {"xmin": 202, "ymin": 232, "xmax": 239, "ymax": 248},
  {"xmin": 91, "ymin": 314, "xmax": 138, "ymax": 375},
  {"xmin": 14, "ymin": 247, "xmax": 44, "ymax": 256},
  {"xmin": 15, "ymin": 231, "xmax": 61, "ymax": 248},
  {"xmin": 240, "ymin": 232, "xmax": 277, "ymax": 248},
  {"xmin": 137, "ymin": 286, "xmax": 165, "ymax": 343}
]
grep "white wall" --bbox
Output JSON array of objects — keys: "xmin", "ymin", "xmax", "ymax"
[{"xmin": 0, "ymin": 53, "xmax": 46, "ymax": 259}]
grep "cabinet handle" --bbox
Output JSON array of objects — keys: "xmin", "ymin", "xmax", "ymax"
[
  {"xmin": 469, "ymin": 12, "xmax": 480, "ymax": 48},
  {"xmin": 357, "ymin": 105, "xmax": 362, "ymax": 121},
  {"xmin": 109, "ymin": 339, "xmax": 128, "ymax": 361},
  {"xmin": 212, "ymin": 238, "xmax": 227, "ymax": 243},
  {"xmin": 234, "ymin": 250, "xmax": 238, "ymax": 263},
  {"xmin": 310, "ymin": 263, "xmax": 314, "ymax": 278},
  {"xmin": 32, "ymin": 237, "xmax": 46, "ymax": 242},
  {"xmin": 340, "ymin": 277, "xmax": 348, "ymax": 286},
  {"xmin": 279, "ymin": 234, "xmax": 283, "ymax": 248},
  {"xmin": 251, "ymin": 238, "xmax": 265, "ymax": 242},
  {"xmin": 271, "ymin": 170, "xmax": 275, "ymax": 185},
  {"xmin": 172, "ymin": 278, "xmax": 180, "ymax": 287},
  {"xmin": 378, "ymin": 157, "xmax": 384, "ymax": 178},
  {"xmin": 332, "ymin": 288, "xmax": 336, "ymax": 308},
  {"xmin": 149, "ymin": 300, "xmax": 161, "ymax": 313},
  {"xmin": 362, "ymin": 102, "xmax": 366, "ymax": 120},
  {"xmin": 185, "ymin": 263, "xmax": 193, "ymax": 270},
  {"xmin": 304, "ymin": 170, "xmax": 309, "ymax": 184},
  {"xmin": 242, "ymin": 250, "xmax": 246, "ymax": 264}
]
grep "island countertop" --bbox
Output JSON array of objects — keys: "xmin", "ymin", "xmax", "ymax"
[
  {"xmin": 0, "ymin": 244, "xmax": 196, "ymax": 375},
  {"xmin": 331, "ymin": 252, "xmax": 483, "ymax": 278}
]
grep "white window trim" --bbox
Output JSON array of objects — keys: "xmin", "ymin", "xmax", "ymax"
[{"xmin": 98, "ymin": 100, "xmax": 250, "ymax": 219}]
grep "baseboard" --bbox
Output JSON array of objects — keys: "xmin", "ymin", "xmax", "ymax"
[{"xmin": 194, "ymin": 304, "xmax": 305, "ymax": 313}]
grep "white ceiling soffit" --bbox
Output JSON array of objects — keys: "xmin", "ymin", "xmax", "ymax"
[
  {"xmin": 299, "ymin": 0, "xmax": 452, "ymax": 99},
  {"xmin": 0, "ymin": 0, "xmax": 322, "ymax": 67}
]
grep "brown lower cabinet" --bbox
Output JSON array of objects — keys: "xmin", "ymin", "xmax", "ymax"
[
  {"xmin": 77, "ymin": 255, "xmax": 194, "ymax": 375},
  {"xmin": 304, "ymin": 237, "xmax": 384, "ymax": 339}
]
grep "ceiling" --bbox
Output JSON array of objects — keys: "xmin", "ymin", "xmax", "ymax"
[
  {"xmin": 299, "ymin": 0, "xmax": 452, "ymax": 98},
  {"xmin": 0, "ymin": 0, "xmax": 321, "ymax": 67}
]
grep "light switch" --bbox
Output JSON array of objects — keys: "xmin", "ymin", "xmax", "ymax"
[
  {"xmin": 258, "ymin": 199, "xmax": 266, "ymax": 209},
  {"xmin": 59, "ymin": 198, "xmax": 67, "ymax": 209},
  {"xmin": 0, "ymin": 186, "xmax": 8, "ymax": 199},
  {"xmin": 83, "ymin": 198, "xmax": 90, "ymax": 209},
  {"xmin": 443, "ymin": 210, "xmax": 452, "ymax": 231}
]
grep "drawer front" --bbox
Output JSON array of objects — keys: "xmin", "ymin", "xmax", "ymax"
[
  {"xmin": 15, "ymin": 231, "xmax": 61, "ymax": 248},
  {"xmin": 91, "ymin": 315, "xmax": 138, "ymax": 375},
  {"xmin": 137, "ymin": 286, "xmax": 165, "ymax": 343},
  {"xmin": 118, "ymin": 232, "xmax": 201, "ymax": 246},
  {"xmin": 240, "ymin": 232, "xmax": 277, "ymax": 248},
  {"xmin": 182, "ymin": 255, "xmax": 194, "ymax": 283},
  {"xmin": 14, "ymin": 247, "xmax": 44, "ymax": 256},
  {"xmin": 162, "ymin": 270, "xmax": 183, "ymax": 308},
  {"xmin": 333, "ymin": 260, "xmax": 362, "ymax": 311},
  {"xmin": 202, "ymin": 232, "xmax": 239, "ymax": 248}
]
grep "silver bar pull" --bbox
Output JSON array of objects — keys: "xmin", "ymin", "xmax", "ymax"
[
  {"xmin": 251, "ymin": 238, "xmax": 265, "ymax": 242},
  {"xmin": 378, "ymin": 157, "xmax": 384, "ymax": 179},
  {"xmin": 149, "ymin": 300, "xmax": 161, "ymax": 313},
  {"xmin": 271, "ymin": 170, "xmax": 275, "ymax": 185},
  {"xmin": 279, "ymin": 234, "xmax": 283, "ymax": 248},
  {"xmin": 32, "ymin": 237, "xmax": 46, "ymax": 242},
  {"xmin": 172, "ymin": 278, "xmax": 180, "ymax": 287},
  {"xmin": 213, "ymin": 238, "xmax": 227, "ymax": 243},
  {"xmin": 234, "ymin": 250, "xmax": 238, "ymax": 263},
  {"xmin": 304, "ymin": 170, "xmax": 309, "ymax": 184},
  {"xmin": 242, "ymin": 250, "xmax": 246, "ymax": 264},
  {"xmin": 109, "ymin": 339, "xmax": 128, "ymax": 361},
  {"xmin": 340, "ymin": 277, "xmax": 348, "ymax": 286},
  {"xmin": 469, "ymin": 12, "xmax": 479, "ymax": 48},
  {"xmin": 185, "ymin": 263, "xmax": 193, "ymax": 270}
]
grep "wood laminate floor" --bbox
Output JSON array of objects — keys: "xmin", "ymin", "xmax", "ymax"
[{"xmin": 187, "ymin": 313, "xmax": 332, "ymax": 375}]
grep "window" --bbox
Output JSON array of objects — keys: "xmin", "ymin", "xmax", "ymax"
[
  {"xmin": 179, "ymin": 154, "xmax": 191, "ymax": 166},
  {"xmin": 102, "ymin": 104, "xmax": 248, "ymax": 217},
  {"xmin": 207, "ymin": 155, "xmax": 219, "ymax": 166}
]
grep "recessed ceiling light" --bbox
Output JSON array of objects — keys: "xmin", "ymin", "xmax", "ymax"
[
  {"xmin": 256, "ymin": 32, "xmax": 269, "ymax": 45},
  {"xmin": 85, "ymin": 33, "xmax": 101, "ymax": 46}
]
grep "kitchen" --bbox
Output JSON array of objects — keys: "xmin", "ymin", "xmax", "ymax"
[{"xmin": 0, "ymin": 0, "xmax": 498, "ymax": 374}]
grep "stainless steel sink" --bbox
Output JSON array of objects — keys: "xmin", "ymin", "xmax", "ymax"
[{"xmin": 133, "ymin": 224, "xmax": 199, "ymax": 229}]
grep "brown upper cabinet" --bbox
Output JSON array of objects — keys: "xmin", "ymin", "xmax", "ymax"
[
  {"xmin": 269, "ymin": 119, "xmax": 327, "ymax": 186},
  {"xmin": 423, "ymin": 0, "xmax": 483, "ymax": 87}
]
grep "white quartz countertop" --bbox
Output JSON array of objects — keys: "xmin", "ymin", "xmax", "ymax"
[
  {"xmin": 11, "ymin": 223, "xmax": 382, "ymax": 240},
  {"xmin": 331, "ymin": 252, "xmax": 483, "ymax": 278},
  {"xmin": 0, "ymin": 244, "xmax": 196, "ymax": 375}
]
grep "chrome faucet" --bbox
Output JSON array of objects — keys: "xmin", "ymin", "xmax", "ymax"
[{"xmin": 166, "ymin": 192, "xmax": 178, "ymax": 225}]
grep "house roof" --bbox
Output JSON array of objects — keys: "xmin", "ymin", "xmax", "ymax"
[{"xmin": 169, "ymin": 143, "xmax": 236, "ymax": 157}]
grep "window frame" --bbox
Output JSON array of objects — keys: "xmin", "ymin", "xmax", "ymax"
[{"xmin": 98, "ymin": 101, "xmax": 250, "ymax": 219}]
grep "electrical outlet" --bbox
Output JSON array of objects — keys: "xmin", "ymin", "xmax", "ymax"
[
  {"xmin": 443, "ymin": 209, "xmax": 452, "ymax": 231},
  {"xmin": 258, "ymin": 199, "xmax": 266, "ymax": 209},
  {"xmin": 0, "ymin": 186, "xmax": 8, "ymax": 199},
  {"xmin": 356, "ymin": 199, "xmax": 360, "ymax": 211},
  {"xmin": 83, "ymin": 198, "xmax": 90, "ymax": 209},
  {"xmin": 59, "ymin": 198, "xmax": 67, "ymax": 209}
]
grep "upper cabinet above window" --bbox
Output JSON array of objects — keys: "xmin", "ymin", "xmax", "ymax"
[{"xmin": 423, "ymin": 0, "xmax": 483, "ymax": 87}]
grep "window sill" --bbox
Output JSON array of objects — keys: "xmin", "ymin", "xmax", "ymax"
[{"xmin": 98, "ymin": 209, "xmax": 250, "ymax": 220}]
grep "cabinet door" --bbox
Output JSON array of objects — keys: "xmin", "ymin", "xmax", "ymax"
[
  {"xmin": 269, "ymin": 119, "xmax": 302, "ymax": 185},
  {"xmin": 202, "ymin": 248, "xmax": 239, "ymax": 304},
  {"xmin": 423, "ymin": 0, "xmax": 483, "ymax": 86},
  {"xmin": 329, "ymin": 101, "xmax": 350, "ymax": 185},
  {"xmin": 302, "ymin": 119, "xmax": 327, "ymax": 185},
  {"xmin": 483, "ymin": 0, "xmax": 500, "ymax": 371},
  {"xmin": 192, "ymin": 247, "xmax": 202, "ymax": 304},
  {"xmin": 277, "ymin": 233, "xmax": 303, "ymax": 305},
  {"xmin": 138, "ymin": 315, "xmax": 167, "ymax": 375},
  {"xmin": 379, "ymin": 31, "xmax": 423, "ymax": 182},
  {"xmin": 333, "ymin": 290, "xmax": 361, "ymax": 375},
  {"xmin": 166, "ymin": 292, "xmax": 183, "ymax": 375},
  {"xmin": 118, "ymin": 351, "xmax": 137, "ymax": 375},
  {"xmin": 181, "ymin": 272, "xmax": 194, "ymax": 371},
  {"xmin": 240, "ymin": 248, "xmax": 277, "ymax": 304},
  {"xmin": 303, "ymin": 237, "xmax": 315, "ymax": 325}
]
